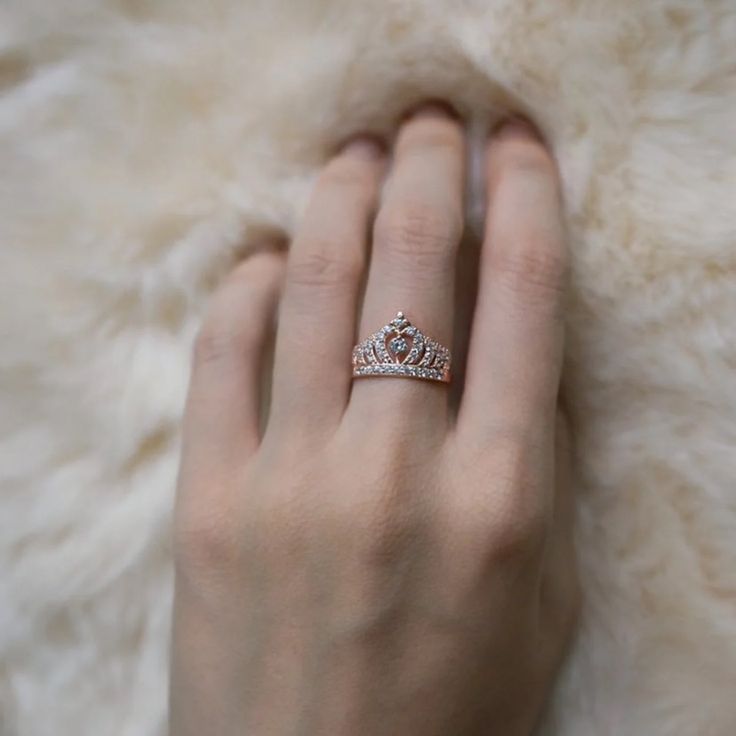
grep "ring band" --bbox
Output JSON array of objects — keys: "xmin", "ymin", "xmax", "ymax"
[{"xmin": 352, "ymin": 311, "xmax": 452, "ymax": 383}]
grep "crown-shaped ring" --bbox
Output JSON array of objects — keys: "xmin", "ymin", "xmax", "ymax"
[{"xmin": 352, "ymin": 311, "xmax": 451, "ymax": 383}]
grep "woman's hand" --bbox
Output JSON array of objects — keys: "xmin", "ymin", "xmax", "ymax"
[{"xmin": 169, "ymin": 103, "xmax": 580, "ymax": 736}]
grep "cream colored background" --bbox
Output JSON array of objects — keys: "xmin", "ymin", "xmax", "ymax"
[{"xmin": 1, "ymin": 1, "xmax": 735, "ymax": 734}]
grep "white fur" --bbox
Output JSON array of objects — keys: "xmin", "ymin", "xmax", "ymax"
[{"xmin": 1, "ymin": 1, "xmax": 735, "ymax": 734}]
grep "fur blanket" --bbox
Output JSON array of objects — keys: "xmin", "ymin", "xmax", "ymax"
[{"xmin": 1, "ymin": 1, "xmax": 735, "ymax": 734}]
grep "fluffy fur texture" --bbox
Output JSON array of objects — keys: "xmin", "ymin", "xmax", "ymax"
[{"xmin": 1, "ymin": 1, "xmax": 735, "ymax": 734}]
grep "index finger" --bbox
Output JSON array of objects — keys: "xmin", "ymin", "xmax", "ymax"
[{"xmin": 456, "ymin": 118, "xmax": 569, "ymax": 441}]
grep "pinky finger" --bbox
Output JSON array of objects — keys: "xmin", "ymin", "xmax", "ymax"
[{"xmin": 181, "ymin": 248, "xmax": 286, "ymax": 483}]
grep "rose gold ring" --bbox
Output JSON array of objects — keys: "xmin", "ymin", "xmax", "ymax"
[{"xmin": 352, "ymin": 311, "xmax": 452, "ymax": 384}]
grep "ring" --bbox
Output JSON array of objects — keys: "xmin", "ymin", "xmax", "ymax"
[{"xmin": 352, "ymin": 311, "xmax": 452, "ymax": 383}]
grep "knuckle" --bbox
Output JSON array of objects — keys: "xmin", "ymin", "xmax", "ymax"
[
  {"xmin": 486, "ymin": 493, "xmax": 547, "ymax": 563},
  {"xmin": 499, "ymin": 141, "xmax": 557, "ymax": 177},
  {"xmin": 225, "ymin": 250, "xmax": 284, "ymax": 287},
  {"xmin": 479, "ymin": 439, "xmax": 549, "ymax": 562},
  {"xmin": 448, "ymin": 498, "xmax": 545, "ymax": 570},
  {"xmin": 321, "ymin": 157, "xmax": 377, "ymax": 194},
  {"xmin": 375, "ymin": 202, "xmax": 461, "ymax": 267},
  {"xmin": 193, "ymin": 265, "xmax": 276, "ymax": 368},
  {"xmin": 193, "ymin": 319, "xmax": 256, "ymax": 368},
  {"xmin": 441, "ymin": 499, "xmax": 545, "ymax": 581},
  {"xmin": 492, "ymin": 245, "xmax": 568, "ymax": 307},
  {"xmin": 352, "ymin": 496, "xmax": 422, "ymax": 568},
  {"xmin": 174, "ymin": 506, "xmax": 240, "ymax": 581},
  {"xmin": 402, "ymin": 123, "xmax": 463, "ymax": 156},
  {"xmin": 323, "ymin": 458, "xmax": 426, "ymax": 568},
  {"xmin": 288, "ymin": 245, "xmax": 362, "ymax": 289}
]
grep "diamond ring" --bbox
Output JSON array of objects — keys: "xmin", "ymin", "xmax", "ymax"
[{"xmin": 352, "ymin": 311, "xmax": 452, "ymax": 383}]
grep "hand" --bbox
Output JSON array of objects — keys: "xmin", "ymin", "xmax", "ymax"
[{"xmin": 169, "ymin": 103, "xmax": 580, "ymax": 736}]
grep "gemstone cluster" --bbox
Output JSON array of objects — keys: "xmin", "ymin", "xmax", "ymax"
[{"xmin": 352, "ymin": 311, "xmax": 451, "ymax": 383}]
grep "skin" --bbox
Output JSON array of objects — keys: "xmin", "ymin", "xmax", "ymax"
[{"xmin": 169, "ymin": 102, "xmax": 581, "ymax": 736}]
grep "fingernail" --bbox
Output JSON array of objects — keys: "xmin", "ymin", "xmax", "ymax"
[
  {"xmin": 402, "ymin": 99, "xmax": 460, "ymax": 122},
  {"xmin": 340, "ymin": 135, "xmax": 386, "ymax": 160},
  {"xmin": 492, "ymin": 114, "xmax": 543, "ymax": 141}
]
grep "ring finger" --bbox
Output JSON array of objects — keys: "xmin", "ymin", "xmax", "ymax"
[{"xmin": 348, "ymin": 103, "xmax": 466, "ymax": 424}]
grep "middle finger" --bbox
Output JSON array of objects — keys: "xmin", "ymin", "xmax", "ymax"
[
  {"xmin": 269, "ymin": 138, "xmax": 386, "ymax": 436},
  {"xmin": 348, "ymin": 103, "xmax": 466, "ymax": 424}
]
